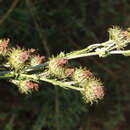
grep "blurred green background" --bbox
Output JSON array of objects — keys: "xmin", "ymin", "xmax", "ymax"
[{"xmin": 0, "ymin": 0, "xmax": 130, "ymax": 130}]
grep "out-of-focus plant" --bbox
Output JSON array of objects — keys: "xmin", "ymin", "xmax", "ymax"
[{"xmin": 0, "ymin": 26, "xmax": 130, "ymax": 104}]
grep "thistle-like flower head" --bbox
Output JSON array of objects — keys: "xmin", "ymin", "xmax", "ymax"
[
  {"xmin": 72, "ymin": 68, "xmax": 104, "ymax": 104},
  {"xmin": 48, "ymin": 52, "xmax": 68, "ymax": 79},
  {"xmin": 108, "ymin": 26, "xmax": 130, "ymax": 49},
  {"xmin": 11, "ymin": 80, "xmax": 39, "ymax": 94},
  {"xmin": 30, "ymin": 55, "xmax": 45, "ymax": 66},
  {"xmin": 8, "ymin": 47, "xmax": 29, "ymax": 71},
  {"xmin": 81, "ymin": 78, "xmax": 104, "ymax": 104},
  {"xmin": 72, "ymin": 68, "xmax": 93, "ymax": 86}
]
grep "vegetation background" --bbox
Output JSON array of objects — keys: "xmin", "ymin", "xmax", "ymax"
[{"xmin": 0, "ymin": 0, "xmax": 130, "ymax": 130}]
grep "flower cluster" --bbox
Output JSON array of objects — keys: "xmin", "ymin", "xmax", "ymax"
[
  {"xmin": 108, "ymin": 26, "xmax": 130, "ymax": 49},
  {"xmin": 48, "ymin": 54, "xmax": 104, "ymax": 104},
  {"xmin": 0, "ymin": 39, "xmax": 105, "ymax": 103},
  {"xmin": 7, "ymin": 47, "xmax": 45, "ymax": 72},
  {"xmin": 48, "ymin": 53, "xmax": 68, "ymax": 79},
  {"xmin": 8, "ymin": 47, "xmax": 29, "ymax": 71},
  {"xmin": 11, "ymin": 80, "xmax": 39, "ymax": 94},
  {"xmin": 0, "ymin": 40, "xmax": 44, "ymax": 93},
  {"xmin": 0, "ymin": 26, "xmax": 129, "ymax": 104}
]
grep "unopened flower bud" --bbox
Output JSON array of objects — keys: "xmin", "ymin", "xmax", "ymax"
[
  {"xmin": 65, "ymin": 68, "xmax": 75, "ymax": 77},
  {"xmin": 30, "ymin": 55, "xmax": 45, "ymax": 66},
  {"xmin": 72, "ymin": 68, "xmax": 93, "ymax": 86},
  {"xmin": 48, "ymin": 53, "xmax": 68, "ymax": 79},
  {"xmin": 8, "ymin": 47, "xmax": 29, "ymax": 71},
  {"xmin": 15, "ymin": 80, "xmax": 39, "ymax": 94},
  {"xmin": 108, "ymin": 26, "xmax": 130, "ymax": 49},
  {"xmin": 19, "ymin": 52, "xmax": 29, "ymax": 64},
  {"xmin": 72, "ymin": 68, "xmax": 104, "ymax": 104},
  {"xmin": 81, "ymin": 78, "xmax": 104, "ymax": 104}
]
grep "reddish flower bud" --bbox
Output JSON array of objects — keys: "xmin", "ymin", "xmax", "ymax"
[
  {"xmin": 0, "ymin": 38, "xmax": 10, "ymax": 54},
  {"xmin": 26, "ymin": 81, "xmax": 39, "ymax": 91},
  {"xmin": 19, "ymin": 52, "xmax": 29, "ymax": 64},
  {"xmin": 65, "ymin": 68, "xmax": 75, "ymax": 77},
  {"xmin": 48, "ymin": 56, "xmax": 67, "ymax": 79},
  {"xmin": 94, "ymin": 86, "xmax": 104, "ymax": 99},
  {"xmin": 56, "ymin": 58, "xmax": 68, "ymax": 67},
  {"xmin": 83, "ymin": 70, "xmax": 92, "ymax": 78},
  {"xmin": 122, "ymin": 31, "xmax": 129, "ymax": 40},
  {"xmin": 30, "ymin": 55, "xmax": 45, "ymax": 66},
  {"xmin": 8, "ymin": 48, "xmax": 29, "ymax": 71},
  {"xmin": 37, "ymin": 56, "xmax": 45, "ymax": 64}
]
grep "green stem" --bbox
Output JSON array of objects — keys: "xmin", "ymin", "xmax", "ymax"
[
  {"xmin": 66, "ymin": 40, "xmax": 113, "ymax": 57},
  {"xmin": 19, "ymin": 73, "xmax": 84, "ymax": 91},
  {"xmin": 19, "ymin": 73, "xmax": 38, "ymax": 80},
  {"xmin": 66, "ymin": 51, "xmax": 100, "ymax": 60},
  {"xmin": 109, "ymin": 50, "xmax": 130, "ymax": 55},
  {"xmin": 0, "ymin": 71, "xmax": 15, "ymax": 79},
  {"xmin": 24, "ymin": 62, "xmax": 48, "ymax": 72},
  {"xmin": 40, "ymin": 77, "xmax": 84, "ymax": 91}
]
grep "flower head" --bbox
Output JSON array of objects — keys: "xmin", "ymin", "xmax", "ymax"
[
  {"xmin": 48, "ymin": 53, "xmax": 68, "ymax": 79},
  {"xmin": 56, "ymin": 58, "xmax": 68, "ymax": 67},
  {"xmin": 72, "ymin": 67, "xmax": 104, "ymax": 104},
  {"xmin": 26, "ymin": 81, "xmax": 39, "ymax": 92},
  {"xmin": 8, "ymin": 47, "xmax": 29, "ymax": 71},
  {"xmin": 108, "ymin": 26, "xmax": 130, "ymax": 49},
  {"xmin": 94, "ymin": 85, "xmax": 104, "ymax": 100},
  {"xmin": 19, "ymin": 52, "xmax": 29, "ymax": 64},
  {"xmin": 72, "ymin": 68, "xmax": 93, "ymax": 86},
  {"xmin": 30, "ymin": 55, "xmax": 45, "ymax": 66},
  {"xmin": 81, "ymin": 78, "xmax": 104, "ymax": 104}
]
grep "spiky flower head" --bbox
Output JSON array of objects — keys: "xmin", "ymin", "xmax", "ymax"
[
  {"xmin": 11, "ymin": 80, "xmax": 39, "ymax": 94},
  {"xmin": 30, "ymin": 55, "xmax": 45, "ymax": 66},
  {"xmin": 72, "ymin": 68, "xmax": 93, "ymax": 86},
  {"xmin": 72, "ymin": 68, "xmax": 104, "ymax": 104},
  {"xmin": 108, "ymin": 26, "xmax": 130, "ymax": 49},
  {"xmin": 8, "ymin": 47, "xmax": 29, "ymax": 71},
  {"xmin": 48, "ymin": 53, "xmax": 68, "ymax": 79},
  {"xmin": 81, "ymin": 78, "xmax": 104, "ymax": 104}
]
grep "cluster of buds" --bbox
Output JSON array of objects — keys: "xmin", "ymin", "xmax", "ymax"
[
  {"xmin": 73, "ymin": 68, "xmax": 104, "ymax": 104},
  {"xmin": 48, "ymin": 54, "xmax": 104, "ymax": 104},
  {"xmin": 48, "ymin": 53, "xmax": 69, "ymax": 79},
  {"xmin": 108, "ymin": 26, "xmax": 130, "ymax": 49},
  {"xmin": 1, "ymin": 26, "xmax": 129, "ymax": 104},
  {"xmin": 8, "ymin": 47, "xmax": 29, "ymax": 71},
  {"xmin": 11, "ymin": 80, "xmax": 39, "ymax": 94},
  {"xmin": 7, "ymin": 47, "xmax": 45, "ymax": 72},
  {"xmin": 0, "ymin": 39, "xmax": 45, "ymax": 94}
]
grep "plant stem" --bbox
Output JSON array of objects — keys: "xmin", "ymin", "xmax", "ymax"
[
  {"xmin": 66, "ymin": 51, "xmax": 100, "ymax": 60},
  {"xmin": 0, "ymin": 71, "xmax": 15, "ymax": 79},
  {"xmin": 109, "ymin": 50, "xmax": 130, "ymax": 55},
  {"xmin": 40, "ymin": 77, "xmax": 84, "ymax": 91},
  {"xmin": 19, "ymin": 73, "xmax": 84, "ymax": 91}
]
